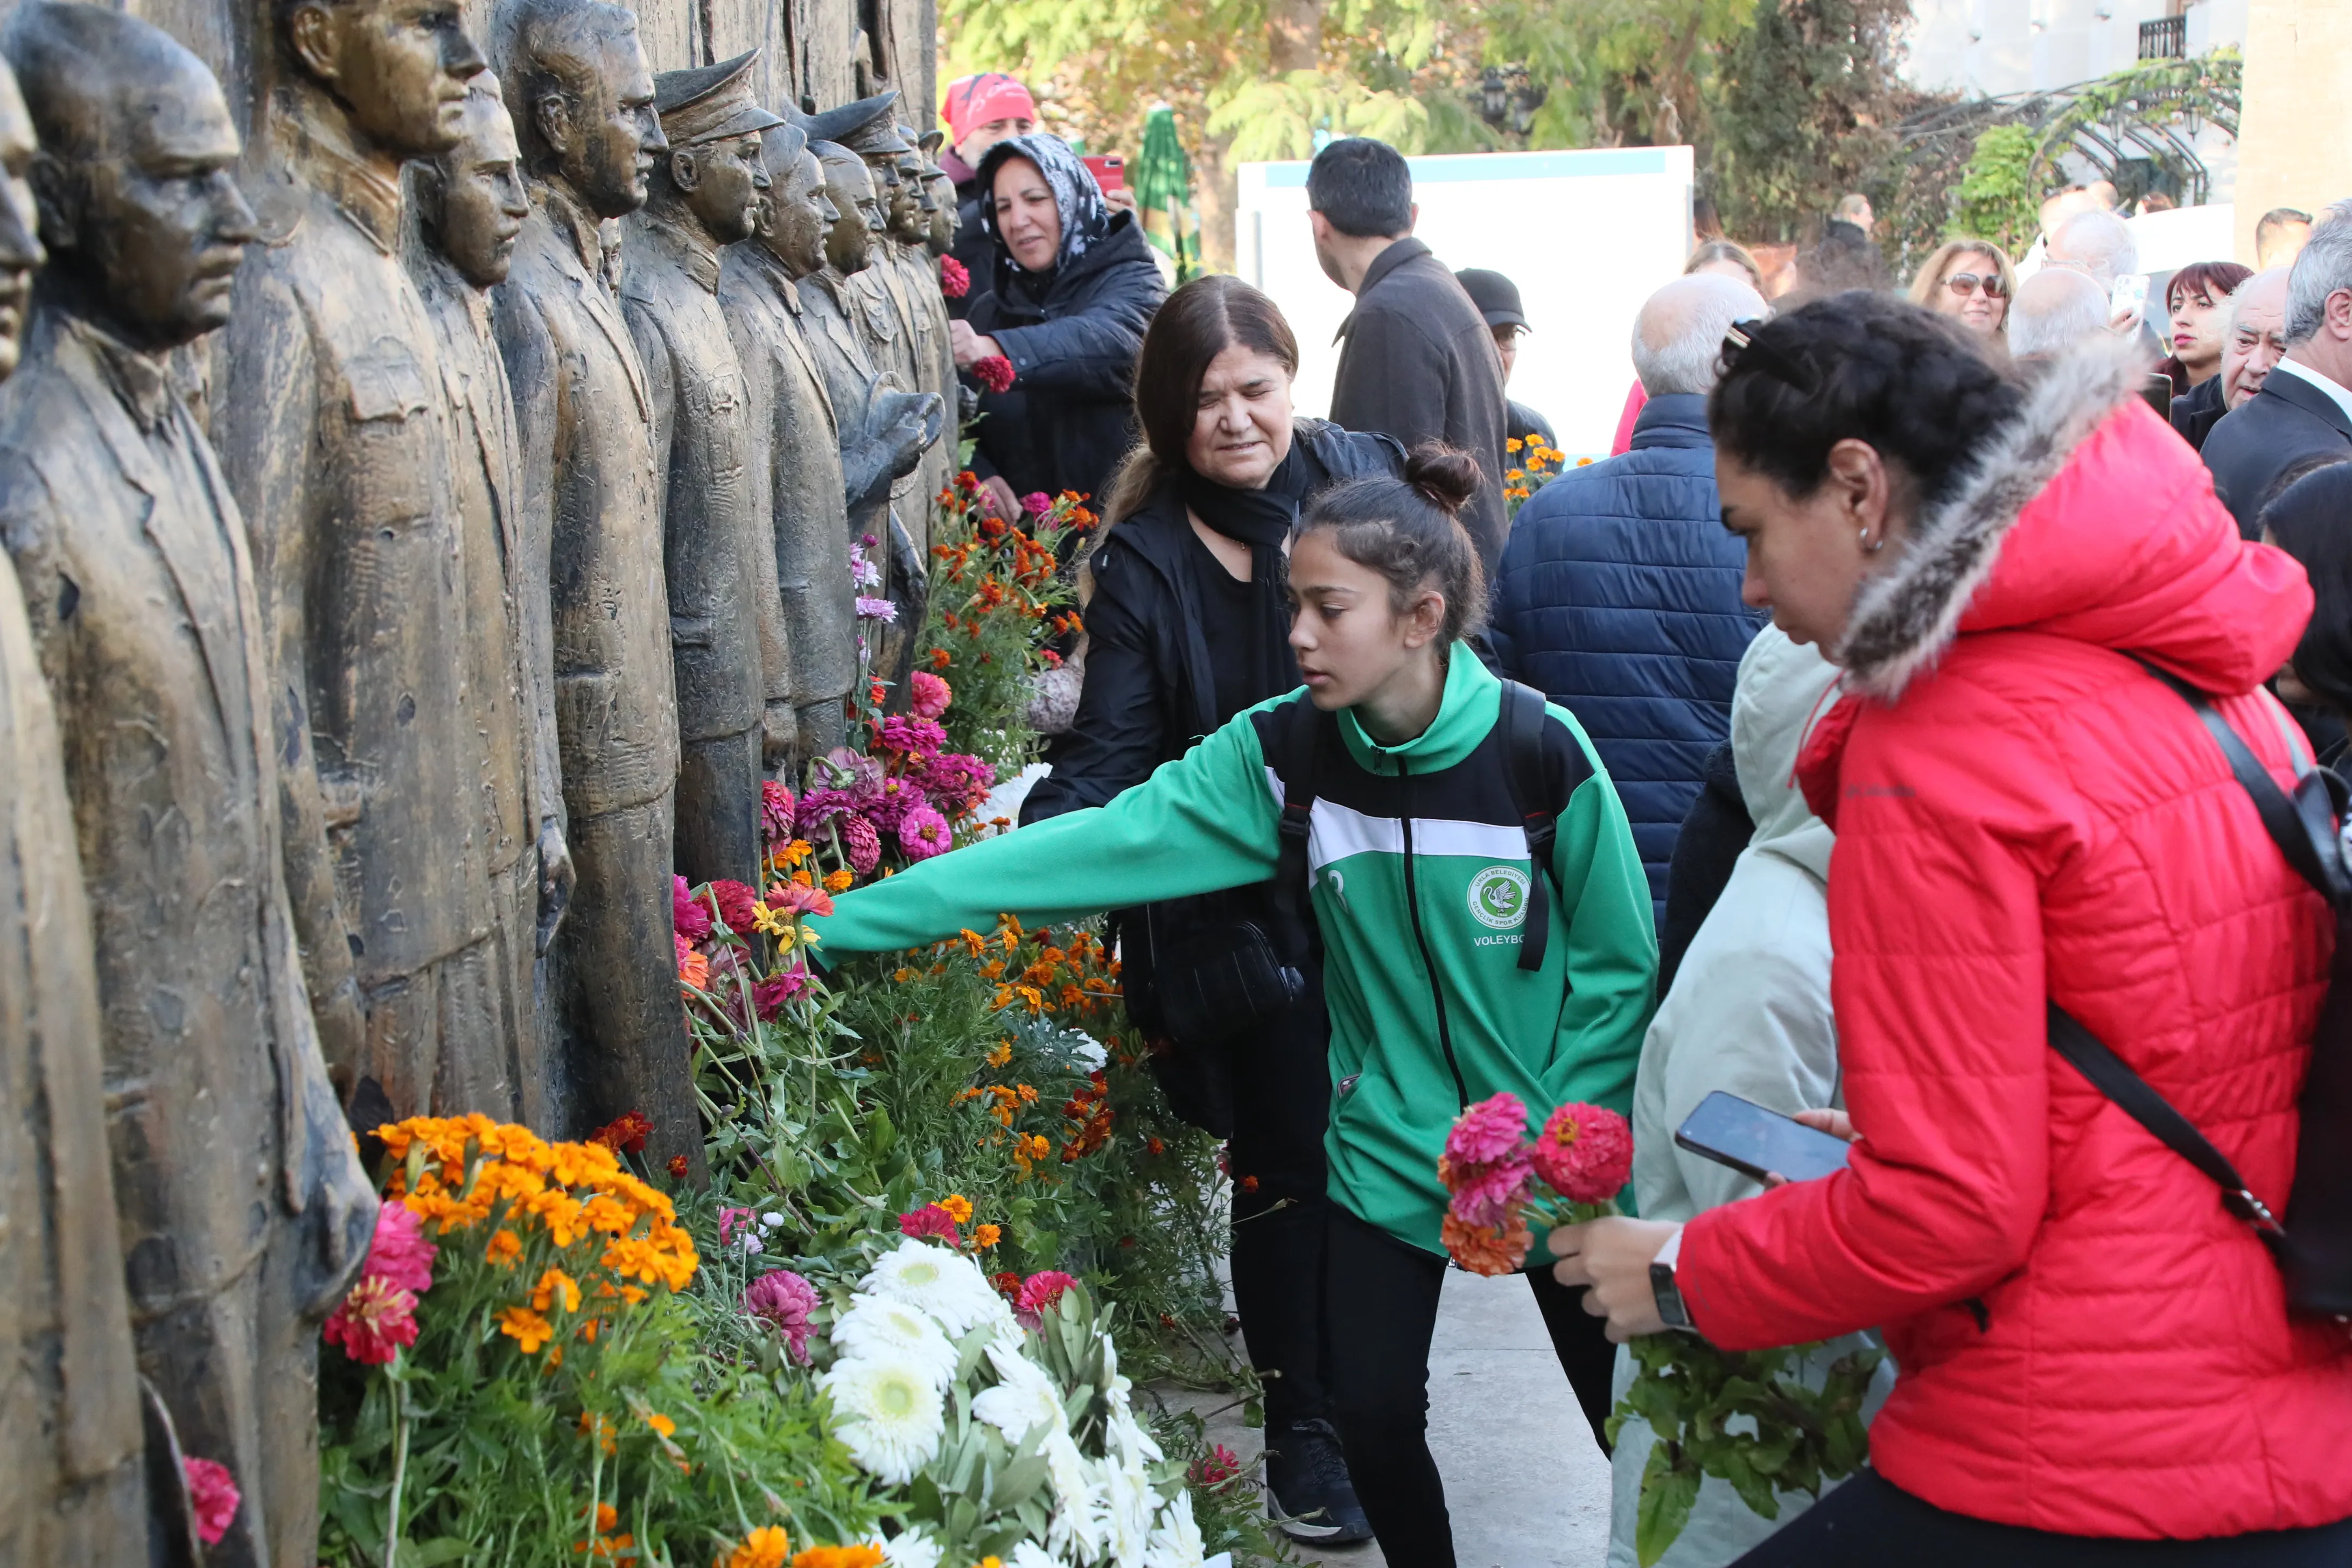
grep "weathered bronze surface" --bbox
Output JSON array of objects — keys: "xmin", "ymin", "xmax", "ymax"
[
  {"xmin": 0, "ymin": 32, "xmax": 155, "ymax": 1567},
  {"xmin": 890, "ymin": 127, "xmax": 955, "ymax": 527},
  {"xmin": 410, "ymin": 73, "xmax": 574, "ymax": 1130},
  {"xmin": 492, "ymin": 0, "xmax": 702, "ymax": 1177},
  {"xmin": 620, "ymin": 47, "xmax": 785, "ymax": 888},
  {"xmin": 722, "ymin": 121, "xmax": 858, "ymax": 762},
  {"xmin": 2, "ymin": 9, "xmax": 375, "ymax": 1563},
  {"xmin": 214, "ymin": 0, "xmax": 508, "ymax": 1124}
]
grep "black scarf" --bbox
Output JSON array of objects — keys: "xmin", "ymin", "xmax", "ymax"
[{"xmin": 1175, "ymin": 443, "xmax": 1316, "ymax": 708}]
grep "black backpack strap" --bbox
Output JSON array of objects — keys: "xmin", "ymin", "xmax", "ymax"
[
  {"xmin": 1271, "ymin": 703, "xmax": 1324, "ymax": 933},
  {"xmin": 1499, "ymin": 681, "xmax": 1562, "ymax": 972},
  {"xmin": 2047, "ymin": 1002, "xmax": 2288, "ymax": 1245}
]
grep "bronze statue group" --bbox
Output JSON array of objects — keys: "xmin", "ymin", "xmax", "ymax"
[{"xmin": 0, "ymin": 0, "xmax": 955, "ymax": 1560}]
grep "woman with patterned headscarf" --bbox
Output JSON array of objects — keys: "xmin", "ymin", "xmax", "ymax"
[{"xmin": 951, "ymin": 132, "xmax": 1166, "ymax": 521}]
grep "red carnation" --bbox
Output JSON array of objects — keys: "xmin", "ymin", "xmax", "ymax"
[
  {"xmin": 184, "ymin": 1457, "xmax": 241, "ymax": 1546},
  {"xmin": 590, "ymin": 1109, "xmax": 653, "ymax": 1154},
  {"xmin": 939, "ymin": 254, "xmax": 970, "ymax": 298},
  {"xmin": 710, "ymin": 878, "xmax": 760, "ymax": 936},
  {"xmin": 899, "ymin": 1202, "xmax": 961, "ymax": 1243},
  {"xmin": 972, "ymin": 354, "xmax": 1015, "ymax": 394},
  {"xmin": 1531, "ymin": 1102, "xmax": 1635, "ymax": 1205}
]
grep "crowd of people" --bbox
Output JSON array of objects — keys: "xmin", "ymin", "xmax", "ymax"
[{"xmin": 872, "ymin": 77, "xmax": 2352, "ymax": 1566}]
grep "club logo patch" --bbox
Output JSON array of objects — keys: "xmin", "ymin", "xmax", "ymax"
[{"xmin": 1468, "ymin": 865, "xmax": 1530, "ymax": 930}]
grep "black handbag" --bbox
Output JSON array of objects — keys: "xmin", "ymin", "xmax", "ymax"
[{"xmin": 2049, "ymin": 661, "xmax": 2352, "ymax": 1318}]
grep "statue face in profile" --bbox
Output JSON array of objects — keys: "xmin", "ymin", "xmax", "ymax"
[
  {"xmin": 924, "ymin": 171, "xmax": 955, "ymax": 256},
  {"xmin": 285, "ymin": 0, "xmax": 485, "ymax": 157},
  {"xmin": 886, "ymin": 148, "xmax": 930, "ymax": 243},
  {"xmin": 425, "ymin": 90, "xmax": 528, "ymax": 287},
  {"xmin": 816, "ymin": 147, "xmax": 876, "ymax": 275},
  {"xmin": 675, "ymin": 128, "xmax": 765, "ymax": 245},
  {"xmin": 757, "ymin": 139, "xmax": 832, "ymax": 280},
  {"xmin": 0, "ymin": 63, "xmax": 43, "ymax": 375},
  {"xmin": 552, "ymin": 29, "xmax": 663, "ymax": 218}
]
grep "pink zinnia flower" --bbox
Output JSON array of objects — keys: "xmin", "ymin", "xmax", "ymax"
[
  {"xmin": 1020, "ymin": 491, "xmax": 1052, "ymax": 518},
  {"xmin": 1446, "ymin": 1149, "xmax": 1533, "ymax": 1229},
  {"xmin": 866, "ymin": 777, "xmax": 929, "ymax": 831},
  {"xmin": 838, "ymin": 813, "xmax": 882, "ymax": 874},
  {"xmin": 939, "ymin": 254, "xmax": 970, "ymax": 298},
  {"xmin": 909, "ymin": 670, "xmax": 952, "ymax": 720},
  {"xmin": 323, "ymin": 1273, "xmax": 419, "ymax": 1365},
  {"xmin": 672, "ymin": 873, "xmax": 712, "ymax": 941},
  {"xmin": 363, "ymin": 1198, "xmax": 436, "ymax": 1296},
  {"xmin": 184, "ymin": 1456, "xmax": 240, "ymax": 1546},
  {"xmin": 899, "ymin": 1203, "xmax": 961, "ymax": 1243},
  {"xmin": 877, "ymin": 714, "xmax": 947, "ymax": 757},
  {"xmin": 972, "ymin": 354, "xmax": 1015, "ymax": 394},
  {"xmin": 1014, "ymin": 1269, "xmax": 1077, "ymax": 1328},
  {"xmin": 769, "ymin": 881, "xmax": 834, "ymax": 919},
  {"xmin": 743, "ymin": 1269, "xmax": 818, "ymax": 1362},
  {"xmin": 1531, "ymin": 1102, "xmax": 1635, "ymax": 1205},
  {"xmin": 753, "ymin": 965, "xmax": 808, "ymax": 1019},
  {"xmin": 760, "ymin": 780, "xmax": 796, "ymax": 842},
  {"xmin": 797, "ymin": 786, "xmax": 858, "ymax": 835},
  {"xmin": 718, "ymin": 1206, "xmax": 758, "ymax": 1245},
  {"xmin": 1444, "ymin": 1091, "xmax": 1529, "ymax": 1167},
  {"xmin": 899, "ymin": 804, "xmax": 952, "ymax": 860},
  {"xmin": 919, "ymin": 752, "xmax": 995, "ymax": 817},
  {"xmin": 710, "ymin": 878, "xmax": 760, "ymax": 936}
]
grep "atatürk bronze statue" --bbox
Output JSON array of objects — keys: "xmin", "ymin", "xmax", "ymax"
[
  {"xmin": 492, "ymin": 0, "xmax": 703, "ymax": 1178},
  {"xmin": 2, "ymin": 8, "xmax": 375, "ymax": 1564},
  {"xmin": 411, "ymin": 73, "xmax": 573, "ymax": 1131},
  {"xmin": 620, "ymin": 48, "xmax": 787, "ymax": 887},
  {"xmin": 721, "ymin": 120, "xmax": 860, "ymax": 762},
  {"xmin": 0, "ymin": 25, "xmax": 155, "ymax": 1565},
  {"xmin": 215, "ymin": 0, "xmax": 507, "ymax": 1121}
]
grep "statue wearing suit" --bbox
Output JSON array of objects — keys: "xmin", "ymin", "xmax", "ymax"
[
  {"xmin": 492, "ymin": 0, "xmax": 702, "ymax": 1177},
  {"xmin": 2, "ymin": 10, "xmax": 374, "ymax": 1564}
]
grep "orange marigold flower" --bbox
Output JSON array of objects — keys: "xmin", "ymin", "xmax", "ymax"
[
  {"xmin": 1017, "ymin": 1084, "xmax": 1039, "ymax": 1104},
  {"xmin": 498, "ymin": 1305, "xmax": 555, "ymax": 1354},
  {"xmin": 718, "ymin": 1524, "xmax": 791, "ymax": 1568},
  {"xmin": 824, "ymin": 868, "xmax": 854, "ymax": 893},
  {"xmin": 791, "ymin": 1545, "xmax": 885, "ymax": 1568},
  {"xmin": 486, "ymin": 1228, "xmax": 523, "ymax": 1268},
  {"xmin": 938, "ymin": 1194, "xmax": 974, "ymax": 1225},
  {"xmin": 579, "ymin": 1411, "xmax": 618, "ymax": 1454},
  {"xmin": 985, "ymin": 1040, "xmax": 1013, "ymax": 1067},
  {"xmin": 972, "ymin": 1223, "xmax": 1002, "ymax": 1248},
  {"xmin": 643, "ymin": 1411, "xmax": 676, "ymax": 1438},
  {"xmin": 533, "ymin": 1266, "xmax": 583, "ymax": 1314}
]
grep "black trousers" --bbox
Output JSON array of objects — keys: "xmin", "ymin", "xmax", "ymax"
[
  {"xmin": 1227, "ymin": 988, "xmax": 1338, "ymax": 1432},
  {"xmin": 1734, "ymin": 1471, "xmax": 2352, "ymax": 1566},
  {"xmin": 1322, "ymin": 1205, "xmax": 1618, "ymax": 1567}
]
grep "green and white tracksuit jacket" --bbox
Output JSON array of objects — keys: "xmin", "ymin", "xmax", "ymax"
[{"xmin": 808, "ymin": 650, "xmax": 1658, "ymax": 1257}]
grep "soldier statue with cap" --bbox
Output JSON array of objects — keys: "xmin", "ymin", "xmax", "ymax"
[
  {"xmin": 620, "ymin": 48, "xmax": 791, "ymax": 888},
  {"xmin": 889, "ymin": 125, "xmax": 956, "ymax": 522}
]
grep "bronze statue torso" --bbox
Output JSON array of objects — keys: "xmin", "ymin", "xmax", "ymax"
[
  {"xmin": 720, "ymin": 240, "xmax": 856, "ymax": 747},
  {"xmin": 492, "ymin": 181, "xmax": 677, "ymax": 820},
  {"xmin": 800, "ymin": 266, "xmax": 894, "ymax": 538},
  {"xmin": 1, "ymin": 303, "xmax": 373, "ymax": 1567},
  {"xmin": 897, "ymin": 236, "xmax": 957, "ymax": 522},
  {"xmin": 216, "ymin": 122, "xmax": 496, "ymax": 996}
]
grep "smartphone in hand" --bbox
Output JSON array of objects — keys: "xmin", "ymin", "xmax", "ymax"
[
  {"xmin": 1081, "ymin": 154, "xmax": 1124, "ymax": 193},
  {"xmin": 1675, "ymin": 1090, "xmax": 1852, "ymax": 1185}
]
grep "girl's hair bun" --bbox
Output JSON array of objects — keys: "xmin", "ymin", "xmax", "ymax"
[{"xmin": 1402, "ymin": 443, "xmax": 1480, "ymax": 516}]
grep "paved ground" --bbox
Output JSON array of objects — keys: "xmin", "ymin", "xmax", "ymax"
[{"xmin": 1160, "ymin": 1268, "xmax": 1613, "ymax": 1567}]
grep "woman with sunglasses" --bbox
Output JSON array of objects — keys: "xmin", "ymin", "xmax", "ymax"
[{"xmin": 1906, "ymin": 239, "xmax": 2014, "ymax": 339}]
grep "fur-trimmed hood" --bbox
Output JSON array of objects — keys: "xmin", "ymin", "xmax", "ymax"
[{"xmin": 1834, "ymin": 334, "xmax": 2311, "ymax": 701}]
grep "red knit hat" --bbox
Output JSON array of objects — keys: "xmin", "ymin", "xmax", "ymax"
[{"xmin": 941, "ymin": 73, "xmax": 1038, "ymax": 144}]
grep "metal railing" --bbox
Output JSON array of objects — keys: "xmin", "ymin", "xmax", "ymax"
[{"xmin": 2139, "ymin": 16, "xmax": 2186, "ymax": 59}]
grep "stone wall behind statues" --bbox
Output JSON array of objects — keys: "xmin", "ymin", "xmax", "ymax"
[{"xmin": 4, "ymin": 0, "xmax": 935, "ymax": 143}]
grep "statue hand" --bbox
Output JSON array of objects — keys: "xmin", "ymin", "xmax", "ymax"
[{"xmin": 536, "ymin": 818, "xmax": 575, "ymax": 955}]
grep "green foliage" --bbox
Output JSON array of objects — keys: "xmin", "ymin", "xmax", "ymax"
[
  {"xmin": 1708, "ymin": 0, "xmax": 1909, "ymax": 242},
  {"xmin": 1949, "ymin": 124, "xmax": 2040, "ymax": 257},
  {"xmin": 922, "ymin": 481, "xmax": 1089, "ymax": 776},
  {"xmin": 1607, "ymin": 1333, "xmax": 1881, "ymax": 1566}
]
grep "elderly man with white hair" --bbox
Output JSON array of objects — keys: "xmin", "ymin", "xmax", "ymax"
[
  {"xmin": 2204, "ymin": 201, "xmax": 2352, "ymax": 537},
  {"xmin": 2174, "ymin": 266, "xmax": 2290, "ymax": 451},
  {"xmin": 1489, "ymin": 272, "xmax": 1769, "ymax": 925},
  {"xmin": 2008, "ymin": 266, "xmax": 2113, "ymax": 360}
]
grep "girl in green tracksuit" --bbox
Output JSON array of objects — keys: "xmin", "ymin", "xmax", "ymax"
[{"xmin": 809, "ymin": 447, "xmax": 1657, "ymax": 1565}]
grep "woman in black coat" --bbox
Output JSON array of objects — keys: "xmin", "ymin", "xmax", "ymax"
[
  {"xmin": 1020, "ymin": 276, "xmax": 1399, "ymax": 1545},
  {"xmin": 953, "ymin": 134, "xmax": 1165, "ymax": 519}
]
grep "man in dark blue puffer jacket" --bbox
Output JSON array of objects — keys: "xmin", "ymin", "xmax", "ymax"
[{"xmin": 1488, "ymin": 273, "xmax": 1768, "ymax": 923}]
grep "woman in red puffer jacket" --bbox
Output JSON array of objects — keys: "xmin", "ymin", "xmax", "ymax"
[{"xmin": 1555, "ymin": 293, "xmax": 2352, "ymax": 1563}]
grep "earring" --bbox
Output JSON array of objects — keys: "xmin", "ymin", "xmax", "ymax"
[{"xmin": 1860, "ymin": 528, "xmax": 1884, "ymax": 554}]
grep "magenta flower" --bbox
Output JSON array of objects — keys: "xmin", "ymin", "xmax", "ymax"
[
  {"xmin": 838, "ymin": 813, "xmax": 882, "ymax": 874},
  {"xmin": 899, "ymin": 804, "xmax": 952, "ymax": 860},
  {"xmin": 718, "ymin": 1206, "xmax": 758, "ymax": 1245},
  {"xmin": 770, "ymin": 881, "xmax": 833, "ymax": 918},
  {"xmin": 899, "ymin": 1203, "xmax": 961, "ymax": 1243},
  {"xmin": 184, "ymin": 1456, "xmax": 240, "ymax": 1546},
  {"xmin": 760, "ymin": 780, "xmax": 796, "ymax": 842},
  {"xmin": 1014, "ymin": 1269, "xmax": 1077, "ymax": 1327},
  {"xmin": 856, "ymin": 594, "xmax": 898, "ymax": 624},
  {"xmin": 920, "ymin": 752, "xmax": 996, "ymax": 817},
  {"xmin": 710, "ymin": 879, "xmax": 760, "ymax": 936},
  {"xmin": 866, "ymin": 776, "xmax": 929, "ymax": 831},
  {"xmin": 753, "ymin": 965, "xmax": 808, "ymax": 1020},
  {"xmin": 743, "ymin": 1268, "xmax": 819, "ymax": 1363},
  {"xmin": 1446, "ymin": 1149, "xmax": 1533, "ymax": 1229},
  {"xmin": 796, "ymin": 787, "xmax": 858, "ymax": 836},
  {"xmin": 972, "ymin": 354, "xmax": 1015, "ymax": 394},
  {"xmin": 819, "ymin": 746, "xmax": 886, "ymax": 802},
  {"xmin": 1444, "ymin": 1091, "xmax": 1529, "ymax": 1167},
  {"xmin": 877, "ymin": 715, "xmax": 947, "ymax": 757},
  {"xmin": 362, "ymin": 1198, "xmax": 437, "ymax": 1296},
  {"xmin": 672, "ymin": 873, "xmax": 712, "ymax": 942},
  {"xmin": 322, "ymin": 1273, "xmax": 418, "ymax": 1365},
  {"xmin": 909, "ymin": 670, "xmax": 952, "ymax": 720},
  {"xmin": 1531, "ymin": 1102, "xmax": 1636, "ymax": 1205}
]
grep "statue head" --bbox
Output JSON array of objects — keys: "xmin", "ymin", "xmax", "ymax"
[
  {"xmin": 812, "ymin": 139, "xmax": 877, "ymax": 276},
  {"xmin": 923, "ymin": 170, "xmax": 956, "ymax": 257},
  {"xmin": 0, "ymin": 57, "xmax": 41, "ymax": 375},
  {"xmin": 283, "ymin": 0, "xmax": 485, "ymax": 159},
  {"xmin": 646, "ymin": 51, "xmax": 776, "ymax": 247},
  {"xmin": 418, "ymin": 73, "xmax": 527, "ymax": 288},
  {"xmin": 885, "ymin": 136, "xmax": 932, "ymax": 244},
  {"xmin": 499, "ymin": 0, "xmax": 664, "ymax": 220},
  {"xmin": 754, "ymin": 123, "xmax": 831, "ymax": 281},
  {"xmin": 7, "ymin": 4, "xmax": 263, "ymax": 356}
]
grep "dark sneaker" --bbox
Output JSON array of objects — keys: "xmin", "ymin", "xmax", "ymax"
[{"xmin": 1263, "ymin": 1418, "xmax": 1373, "ymax": 1544}]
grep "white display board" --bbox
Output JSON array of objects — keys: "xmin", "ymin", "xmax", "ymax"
[{"xmin": 1234, "ymin": 146, "xmax": 1696, "ymax": 459}]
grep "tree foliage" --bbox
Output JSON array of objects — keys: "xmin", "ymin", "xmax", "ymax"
[
  {"xmin": 1949, "ymin": 124, "xmax": 2040, "ymax": 256},
  {"xmin": 1708, "ymin": 0, "xmax": 1913, "ymax": 243}
]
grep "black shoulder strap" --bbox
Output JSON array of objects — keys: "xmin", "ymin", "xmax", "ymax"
[
  {"xmin": 1500, "ymin": 681, "xmax": 1562, "ymax": 972},
  {"xmin": 1271, "ymin": 703, "xmax": 1324, "ymax": 933}
]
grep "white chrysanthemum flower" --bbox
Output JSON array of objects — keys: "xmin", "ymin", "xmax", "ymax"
[
  {"xmin": 1095, "ymin": 1450, "xmax": 1157, "ymax": 1568},
  {"xmin": 1008, "ymin": 1544, "xmax": 1062, "ymax": 1568},
  {"xmin": 1104, "ymin": 1404, "xmax": 1161, "ymax": 1467},
  {"xmin": 973, "ymin": 1337, "xmax": 1068, "ymax": 1442},
  {"xmin": 1042, "ymin": 1427, "xmax": 1102, "ymax": 1563},
  {"xmin": 880, "ymin": 1524, "xmax": 944, "ymax": 1568},
  {"xmin": 864, "ymin": 1239, "xmax": 1013, "ymax": 1336},
  {"xmin": 1144, "ymin": 1489, "xmax": 1206, "ymax": 1568},
  {"xmin": 820, "ymin": 1355, "xmax": 946, "ymax": 1485},
  {"xmin": 831, "ymin": 1294, "xmax": 960, "ymax": 1388}
]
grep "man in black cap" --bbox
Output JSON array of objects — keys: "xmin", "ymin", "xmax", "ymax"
[
  {"xmin": 1455, "ymin": 266, "xmax": 1556, "ymax": 454},
  {"xmin": 620, "ymin": 47, "xmax": 790, "ymax": 889}
]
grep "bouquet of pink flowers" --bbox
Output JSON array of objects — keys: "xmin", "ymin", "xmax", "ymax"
[{"xmin": 1438, "ymin": 1091, "xmax": 1634, "ymax": 1275}]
